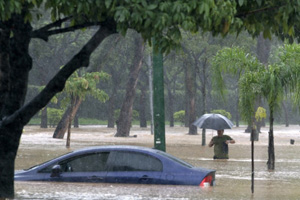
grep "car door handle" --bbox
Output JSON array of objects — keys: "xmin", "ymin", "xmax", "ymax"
[
  {"xmin": 88, "ymin": 176, "xmax": 104, "ymax": 180},
  {"xmin": 139, "ymin": 175, "xmax": 152, "ymax": 181}
]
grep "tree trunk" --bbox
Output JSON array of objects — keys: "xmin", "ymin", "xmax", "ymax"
[
  {"xmin": 0, "ymin": 126, "xmax": 22, "ymax": 199},
  {"xmin": 195, "ymin": 58, "xmax": 208, "ymax": 142},
  {"xmin": 167, "ymin": 88, "xmax": 175, "ymax": 127},
  {"xmin": 107, "ymin": 98, "xmax": 115, "ymax": 128},
  {"xmin": 0, "ymin": 24, "xmax": 115, "ymax": 198},
  {"xmin": 115, "ymin": 33, "xmax": 144, "ymax": 137},
  {"xmin": 184, "ymin": 65, "xmax": 189, "ymax": 127},
  {"xmin": 188, "ymin": 95, "xmax": 197, "ymax": 134},
  {"xmin": 0, "ymin": 15, "xmax": 32, "ymax": 198},
  {"xmin": 139, "ymin": 88, "xmax": 147, "ymax": 127},
  {"xmin": 138, "ymin": 68, "xmax": 148, "ymax": 128},
  {"xmin": 245, "ymin": 125, "xmax": 251, "ymax": 133},
  {"xmin": 255, "ymin": 33, "xmax": 271, "ymax": 131},
  {"xmin": 184, "ymin": 87, "xmax": 189, "ymax": 127},
  {"xmin": 282, "ymin": 102, "xmax": 289, "ymax": 127},
  {"xmin": 235, "ymin": 89, "xmax": 240, "ymax": 127},
  {"xmin": 185, "ymin": 62, "xmax": 197, "ymax": 135},
  {"xmin": 53, "ymin": 97, "xmax": 82, "ymax": 138},
  {"xmin": 0, "ymin": 29, "xmax": 11, "ymax": 113},
  {"xmin": 40, "ymin": 107, "xmax": 48, "ymax": 128},
  {"xmin": 74, "ymin": 112, "xmax": 79, "ymax": 128},
  {"xmin": 107, "ymin": 82, "xmax": 117, "ymax": 128},
  {"xmin": 267, "ymin": 109, "xmax": 275, "ymax": 170}
]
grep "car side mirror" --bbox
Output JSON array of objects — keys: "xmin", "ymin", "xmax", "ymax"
[{"xmin": 50, "ymin": 165, "xmax": 62, "ymax": 177}]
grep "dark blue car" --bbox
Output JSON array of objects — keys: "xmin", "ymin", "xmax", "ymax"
[{"xmin": 15, "ymin": 145, "xmax": 215, "ymax": 186}]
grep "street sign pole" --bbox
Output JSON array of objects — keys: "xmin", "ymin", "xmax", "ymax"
[
  {"xmin": 152, "ymin": 41, "xmax": 166, "ymax": 152},
  {"xmin": 251, "ymin": 124, "xmax": 255, "ymax": 193}
]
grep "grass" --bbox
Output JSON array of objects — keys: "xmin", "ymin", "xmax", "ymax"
[
  {"xmin": 28, "ymin": 117, "xmax": 249, "ymax": 127},
  {"xmin": 78, "ymin": 118, "xmax": 107, "ymax": 125},
  {"xmin": 28, "ymin": 118, "xmax": 41, "ymax": 125},
  {"xmin": 28, "ymin": 118, "xmax": 108, "ymax": 126}
]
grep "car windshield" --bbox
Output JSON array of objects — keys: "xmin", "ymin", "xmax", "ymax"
[
  {"xmin": 157, "ymin": 151, "xmax": 193, "ymax": 168},
  {"xmin": 24, "ymin": 152, "xmax": 73, "ymax": 171}
]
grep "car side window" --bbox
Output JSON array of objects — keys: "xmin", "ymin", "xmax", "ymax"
[
  {"xmin": 39, "ymin": 152, "xmax": 109, "ymax": 173},
  {"xmin": 109, "ymin": 151, "xmax": 162, "ymax": 172},
  {"xmin": 60, "ymin": 152, "xmax": 109, "ymax": 172}
]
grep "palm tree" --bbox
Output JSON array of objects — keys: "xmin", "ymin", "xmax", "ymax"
[
  {"xmin": 239, "ymin": 43, "xmax": 300, "ymax": 170},
  {"xmin": 239, "ymin": 65, "xmax": 285, "ymax": 171},
  {"xmin": 213, "ymin": 44, "xmax": 300, "ymax": 171},
  {"xmin": 211, "ymin": 46, "xmax": 263, "ymax": 129}
]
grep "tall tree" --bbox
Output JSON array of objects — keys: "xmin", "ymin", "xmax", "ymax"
[
  {"xmin": 30, "ymin": 30, "xmax": 94, "ymax": 128},
  {"xmin": 212, "ymin": 48, "xmax": 266, "ymax": 120},
  {"xmin": 53, "ymin": 71, "xmax": 109, "ymax": 138},
  {"xmin": 252, "ymin": 33, "xmax": 272, "ymax": 133},
  {"xmin": 217, "ymin": 44, "xmax": 300, "ymax": 170},
  {"xmin": 102, "ymin": 35, "xmax": 132, "ymax": 128},
  {"xmin": 164, "ymin": 52, "xmax": 184, "ymax": 127},
  {"xmin": 184, "ymin": 57, "xmax": 197, "ymax": 134},
  {"xmin": 137, "ymin": 66, "xmax": 149, "ymax": 128},
  {"xmin": 115, "ymin": 32, "xmax": 144, "ymax": 137}
]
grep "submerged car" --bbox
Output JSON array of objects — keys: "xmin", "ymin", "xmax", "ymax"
[{"xmin": 15, "ymin": 145, "xmax": 215, "ymax": 186}]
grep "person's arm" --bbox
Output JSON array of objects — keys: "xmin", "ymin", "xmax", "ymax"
[
  {"xmin": 209, "ymin": 139, "xmax": 214, "ymax": 147},
  {"xmin": 225, "ymin": 138, "xmax": 235, "ymax": 144}
]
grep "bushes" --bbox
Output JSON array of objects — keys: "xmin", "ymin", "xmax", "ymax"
[
  {"xmin": 47, "ymin": 108, "xmax": 64, "ymax": 127},
  {"xmin": 255, "ymin": 107, "xmax": 266, "ymax": 122},
  {"xmin": 174, "ymin": 110, "xmax": 185, "ymax": 125},
  {"xmin": 211, "ymin": 109, "xmax": 232, "ymax": 119},
  {"xmin": 173, "ymin": 109, "xmax": 232, "ymax": 126}
]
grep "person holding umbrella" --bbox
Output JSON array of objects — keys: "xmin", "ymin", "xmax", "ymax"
[
  {"xmin": 208, "ymin": 129, "xmax": 235, "ymax": 159},
  {"xmin": 193, "ymin": 113, "xmax": 235, "ymax": 158}
]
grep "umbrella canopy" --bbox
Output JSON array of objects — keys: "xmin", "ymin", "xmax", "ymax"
[{"xmin": 193, "ymin": 113, "xmax": 234, "ymax": 130}]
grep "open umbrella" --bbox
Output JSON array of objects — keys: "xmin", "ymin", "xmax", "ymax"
[{"xmin": 193, "ymin": 113, "xmax": 234, "ymax": 130}]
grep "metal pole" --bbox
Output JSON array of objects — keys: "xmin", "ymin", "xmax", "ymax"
[
  {"xmin": 148, "ymin": 55, "xmax": 154, "ymax": 135},
  {"xmin": 152, "ymin": 40, "xmax": 166, "ymax": 152},
  {"xmin": 202, "ymin": 129, "xmax": 206, "ymax": 146},
  {"xmin": 251, "ymin": 126, "xmax": 255, "ymax": 193}
]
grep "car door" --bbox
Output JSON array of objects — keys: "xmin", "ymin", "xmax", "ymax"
[
  {"xmin": 105, "ymin": 151, "xmax": 163, "ymax": 184},
  {"xmin": 41, "ymin": 152, "xmax": 110, "ymax": 182}
]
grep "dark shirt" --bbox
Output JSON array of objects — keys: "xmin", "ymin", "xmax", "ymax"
[{"xmin": 212, "ymin": 135, "xmax": 233, "ymax": 159}]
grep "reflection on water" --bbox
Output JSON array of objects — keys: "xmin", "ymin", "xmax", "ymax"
[
  {"xmin": 14, "ymin": 131, "xmax": 300, "ymax": 200},
  {"xmin": 14, "ymin": 178, "xmax": 300, "ymax": 200}
]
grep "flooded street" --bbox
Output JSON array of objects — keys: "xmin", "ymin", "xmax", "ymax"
[{"xmin": 14, "ymin": 125, "xmax": 300, "ymax": 199}]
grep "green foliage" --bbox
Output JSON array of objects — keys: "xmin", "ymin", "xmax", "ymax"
[
  {"xmin": 174, "ymin": 110, "xmax": 185, "ymax": 124},
  {"xmin": 114, "ymin": 109, "xmax": 120, "ymax": 121},
  {"xmin": 211, "ymin": 109, "xmax": 231, "ymax": 119},
  {"xmin": 211, "ymin": 46, "xmax": 263, "ymax": 97},
  {"xmin": 2, "ymin": 1, "xmax": 300, "ymax": 54},
  {"xmin": 60, "ymin": 70, "xmax": 109, "ymax": 108},
  {"xmin": 28, "ymin": 117, "xmax": 40, "ymax": 125},
  {"xmin": 255, "ymin": 107, "xmax": 266, "ymax": 122},
  {"xmin": 78, "ymin": 118, "xmax": 107, "ymax": 125},
  {"xmin": 238, "ymin": 70, "xmax": 263, "ymax": 122},
  {"xmin": 238, "ymin": 43, "xmax": 300, "ymax": 123},
  {"xmin": 262, "ymin": 64, "xmax": 285, "ymax": 111},
  {"xmin": 132, "ymin": 110, "xmax": 139, "ymax": 121},
  {"xmin": 47, "ymin": 108, "xmax": 64, "ymax": 127},
  {"xmin": 276, "ymin": 44, "xmax": 300, "ymax": 105}
]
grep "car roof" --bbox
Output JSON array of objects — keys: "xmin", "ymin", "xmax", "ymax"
[{"xmin": 73, "ymin": 145, "xmax": 161, "ymax": 154}]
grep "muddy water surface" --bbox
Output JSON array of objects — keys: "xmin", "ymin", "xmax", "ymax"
[{"xmin": 14, "ymin": 125, "xmax": 300, "ymax": 199}]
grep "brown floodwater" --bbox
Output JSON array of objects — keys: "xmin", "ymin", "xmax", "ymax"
[{"xmin": 13, "ymin": 125, "xmax": 300, "ymax": 199}]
